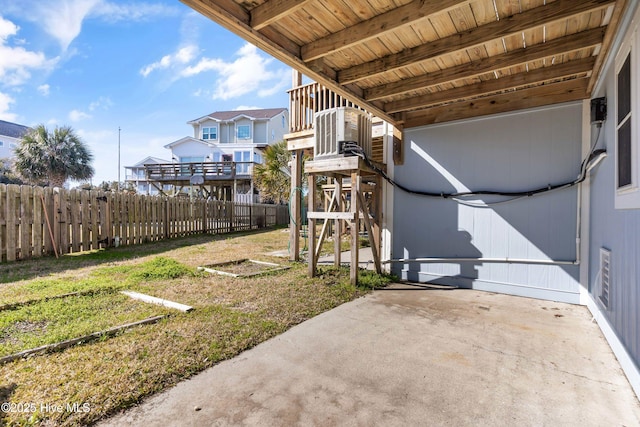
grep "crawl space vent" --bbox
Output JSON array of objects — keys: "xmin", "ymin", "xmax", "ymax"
[{"xmin": 599, "ymin": 248, "xmax": 611, "ymax": 309}]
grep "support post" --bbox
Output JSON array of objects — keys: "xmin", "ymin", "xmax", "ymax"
[
  {"xmin": 350, "ymin": 172, "xmax": 360, "ymax": 285},
  {"xmin": 290, "ymin": 149, "xmax": 303, "ymax": 261},
  {"xmin": 334, "ymin": 177, "xmax": 342, "ymax": 267},
  {"xmin": 373, "ymin": 175, "xmax": 382, "ymax": 261},
  {"xmin": 308, "ymin": 173, "xmax": 317, "ymax": 277}
]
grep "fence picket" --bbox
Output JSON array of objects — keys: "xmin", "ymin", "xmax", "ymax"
[
  {"xmin": 70, "ymin": 189, "xmax": 81, "ymax": 253},
  {"xmin": 0, "ymin": 185, "xmax": 6, "ymax": 261},
  {"xmin": 6, "ymin": 185, "xmax": 18, "ymax": 261},
  {"xmin": 81, "ymin": 190, "xmax": 90, "ymax": 251},
  {"xmin": 0, "ymin": 184, "xmax": 287, "ymax": 262},
  {"xmin": 33, "ymin": 186, "xmax": 43, "ymax": 258},
  {"xmin": 58, "ymin": 188, "xmax": 69, "ymax": 255}
]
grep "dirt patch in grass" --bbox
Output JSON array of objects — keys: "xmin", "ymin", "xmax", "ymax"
[{"xmin": 0, "ymin": 228, "xmax": 393, "ymax": 426}]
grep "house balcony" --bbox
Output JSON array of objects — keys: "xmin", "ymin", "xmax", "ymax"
[
  {"xmin": 286, "ymin": 81, "xmax": 386, "ymax": 163},
  {"xmin": 143, "ymin": 161, "xmax": 256, "ymax": 184}
]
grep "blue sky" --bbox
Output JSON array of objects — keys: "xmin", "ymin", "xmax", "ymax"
[{"xmin": 0, "ymin": 0, "xmax": 293, "ymax": 185}]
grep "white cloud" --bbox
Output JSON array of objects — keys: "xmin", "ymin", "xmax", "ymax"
[
  {"xmin": 69, "ymin": 109, "xmax": 91, "ymax": 122},
  {"xmin": 0, "ymin": 17, "xmax": 51, "ymax": 87},
  {"xmin": 2, "ymin": 1, "xmax": 179, "ymax": 53},
  {"xmin": 234, "ymin": 105, "xmax": 262, "ymax": 111},
  {"xmin": 38, "ymin": 84, "xmax": 50, "ymax": 96},
  {"xmin": 0, "ymin": 92, "xmax": 17, "ymax": 121},
  {"xmin": 89, "ymin": 96, "xmax": 113, "ymax": 111},
  {"xmin": 140, "ymin": 45, "xmax": 198, "ymax": 77},
  {"xmin": 91, "ymin": 2, "xmax": 180, "ymax": 23},
  {"xmin": 37, "ymin": 0, "xmax": 102, "ymax": 51},
  {"xmin": 0, "ymin": 15, "xmax": 18, "ymax": 40},
  {"xmin": 181, "ymin": 43, "xmax": 290, "ymax": 101}
]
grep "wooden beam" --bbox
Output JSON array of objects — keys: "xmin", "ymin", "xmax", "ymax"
[
  {"xmin": 356, "ymin": 189, "xmax": 381, "ymax": 274},
  {"xmin": 366, "ymin": 27, "xmax": 605, "ymax": 101},
  {"xmin": 350, "ymin": 172, "xmax": 360, "ymax": 285},
  {"xmin": 402, "ymin": 78, "xmax": 589, "ymax": 128},
  {"xmin": 334, "ymin": 178, "xmax": 342, "ymax": 267},
  {"xmin": 289, "ymin": 149, "xmax": 302, "ymax": 261},
  {"xmin": 307, "ymin": 173, "xmax": 317, "ymax": 277},
  {"xmin": 121, "ymin": 291, "xmax": 193, "ymax": 312},
  {"xmin": 338, "ymin": 0, "xmax": 615, "ymax": 84},
  {"xmin": 384, "ymin": 56, "xmax": 596, "ymax": 113},
  {"xmin": 307, "ymin": 211, "xmax": 356, "ymax": 220},
  {"xmin": 314, "ymin": 191, "xmax": 338, "ymax": 257},
  {"xmin": 301, "ymin": 0, "xmax": 471, "ymax": 62},
  {"xmin": 251, "ymin": 0, "xmax": 314, "ymax": 30},
  {"xmin": 587, "ymin": 1, "xmax": 629, "ymax": 94}
]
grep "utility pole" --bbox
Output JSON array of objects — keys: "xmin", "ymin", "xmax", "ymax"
[{"xmin": 118, "ymin": 126, "xmax": 121, "ymax": 191}]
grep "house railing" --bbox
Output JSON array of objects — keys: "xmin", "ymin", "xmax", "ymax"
[
  {"xmin": 288, "ymin": 82, "xmax": 366, "ymax": 133},
  {"xmin": 144, "ymin": 161, "xmax": 256, "ymax": 180},
  {"xmin": 0, "ymin": 184, "xmax": 289, "ymax": 262}
]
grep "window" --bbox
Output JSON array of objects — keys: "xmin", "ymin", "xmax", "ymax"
[
  {"xmin": 0, "ymin": 141, "xmax": 4, "ymax": 147},
  {"xmin": 202, "ymin": 126, "xmax": 217, "ymax": 140},
  {"xmin": 180, "ymin": 156, "xmax": 205, "ymax": 163},
  {"xmin": 615, "ymin": 10, "xmax": 640, "ymax": 209},
  {"xmin": 234, "ymin": 151, "xmax": 251, "ymax": 174},
  {"xmin": 237, "ymin": 125, "xmax": 250, "ymax": 140},
  {"xmin": 617, "ymin": 53, "xmax": 632, "ymax": 188}
]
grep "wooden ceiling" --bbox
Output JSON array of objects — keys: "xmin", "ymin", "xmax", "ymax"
[{"xmin": 180, "ymin": 0, "xmax": 627, "ymax": 128}]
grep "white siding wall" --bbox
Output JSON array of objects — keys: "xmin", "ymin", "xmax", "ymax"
[
  {"xmin": 588, "ymin": 1, "xmax": 640, "ymax": 390},
  {"xmin": 268, "ymin": 112, "xmax": 288, "ymax": 143},
  {"xmin": 171, "ymin": 141, "xmax": 211, "ymax": 159},
  {"xmin": 0, "ymin": 135, "xmax": 20, "ymax": 158},
  {"xmin": 394, "ymin": 103, "xmax": 582, "ymax": 303},
  {"xmin": 254, "ymin": 122, "xmax": 267, "ymax": 144}
]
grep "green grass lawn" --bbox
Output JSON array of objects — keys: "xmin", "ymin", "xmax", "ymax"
[{"xmin": 0, "ymin": 227, "xmax": 393, "ymax": 426}]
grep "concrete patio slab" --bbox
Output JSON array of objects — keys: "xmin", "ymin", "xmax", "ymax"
[{"xmin": 99, "ymin": 283, "xmax": 640, "ymax": 426}]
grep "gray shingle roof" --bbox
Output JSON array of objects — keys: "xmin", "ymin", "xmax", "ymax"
[
  {"xmin": 196, "ymin": 108, "xmax": 286, "ymax": 122},
  {"xmin": 0, "ymin": 119, "xmax": 30, "ymax": 138}
]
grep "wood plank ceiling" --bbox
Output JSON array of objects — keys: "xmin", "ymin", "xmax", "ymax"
[{"xmin": 180, "ymin": 0, "xmax": 627, "ymax": 128}]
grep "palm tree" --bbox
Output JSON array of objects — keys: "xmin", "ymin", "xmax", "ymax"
[
  {"xmin": 14, "ymin": 124, "xmax": 94, "ymax": 188},
  {"xmin": 253, "ymin": 141, "xmax": 291, "ymax": 204}
]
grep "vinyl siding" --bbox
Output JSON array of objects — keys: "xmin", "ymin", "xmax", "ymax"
[
  {"xmin": 393, "ymin": 102, "xmax": 582, "ymax": 303},
  {"xmin": 588, "ymin": 2, "xmax": 640, "ymax": 371}
]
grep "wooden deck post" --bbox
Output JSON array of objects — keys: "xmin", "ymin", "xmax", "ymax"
[
  {"xmin": 334, "ymin": 177, "xmax": 342, "ymax": 267},
  {"xmin": 350, "ymin": 172, "xmax": 360, "ymax": 285},
  {"xmin": 307, "ymin": 172, "xmax": 317, "ymax": 277},
  {"xmin": 289, "ymin": 149, "xmax": 302, "ymax": 261}
]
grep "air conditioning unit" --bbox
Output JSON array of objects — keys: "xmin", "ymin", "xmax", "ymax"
[{"xmin": 314, "ymin": 107, "xmax": 372, "ymax": 159}]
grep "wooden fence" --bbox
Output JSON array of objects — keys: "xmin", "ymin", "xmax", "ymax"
[{"xmin": 0, "ymin": 184, "xmax": 289, "ymax": 262}]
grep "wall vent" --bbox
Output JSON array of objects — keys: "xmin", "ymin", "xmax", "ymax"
[
  {"xmin": 314, "ymin": 107, "xmax": 372, "ymax": 159},
  {"xmin": 599, "ymin": 248, "xmax": 611, "ymax": 309}
]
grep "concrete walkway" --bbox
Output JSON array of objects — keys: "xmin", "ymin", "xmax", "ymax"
[{"xmin": 99, "ymin": 283, "xmax": 640, "ymax": 426}]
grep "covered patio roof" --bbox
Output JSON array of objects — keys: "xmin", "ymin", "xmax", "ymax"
[{"xmin": 180, "ymin": 0, "xmax": 627, "ymax": 128}]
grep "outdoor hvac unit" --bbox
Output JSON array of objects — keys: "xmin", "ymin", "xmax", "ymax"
[{"xmin": 314, "ymin": 107, "xmax": 372, "ymax": 159}]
